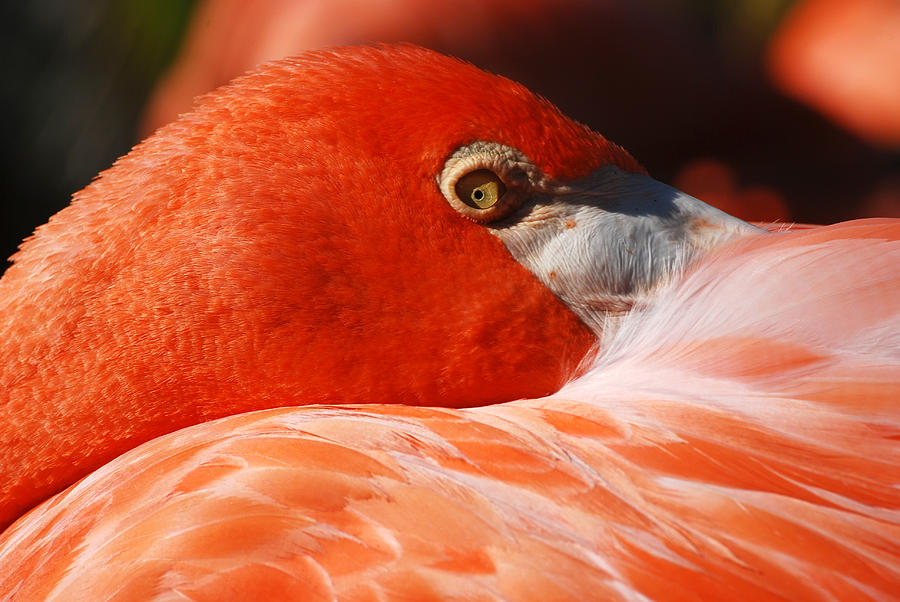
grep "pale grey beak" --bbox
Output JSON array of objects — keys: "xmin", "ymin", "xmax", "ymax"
[{"xmin": 490, "ymin": 165, "xmax": 762, "ymax": 335}]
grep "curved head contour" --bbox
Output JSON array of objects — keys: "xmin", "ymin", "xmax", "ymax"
[{"xmin": 0, "ymin": 45, "xmax": 754, "ymax": 529}]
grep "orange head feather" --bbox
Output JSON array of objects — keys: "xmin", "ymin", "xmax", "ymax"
[
  {"xmin": 0, "ymin": 45, "xmax": 643, "ymax": 528},
  {"xmin": 0, "ymin": 45, "xmax": 751, "ymax": 530}
]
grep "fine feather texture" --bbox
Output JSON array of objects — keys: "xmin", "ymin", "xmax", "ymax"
[
  {"xmin": 2, "ymin": 220, "xmax": 897, "ymax": 600},
  {"xmin": 2, "ymin": 45, "xmax": 629, "ymax": 529},
  {"xmin": 0, "ymin": 44, "xmax": 749, "ymax": 532}
]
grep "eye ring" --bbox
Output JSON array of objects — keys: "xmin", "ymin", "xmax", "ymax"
[{"xmin": 438, "ymin": 141, "xmax": 537, "ymax": 223}]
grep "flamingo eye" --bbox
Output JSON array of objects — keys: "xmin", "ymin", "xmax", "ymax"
[
  {"xmin": 455, "ymin": 169, "xmax": 506, "ymax": 210},
  {"xmin": 439, "ymin": 141, "xmax": 538, "ymax": 223}
]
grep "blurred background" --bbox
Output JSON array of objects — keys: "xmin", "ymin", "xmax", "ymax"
[{"xmin": 2, "ymin": 0, "xmax": 898, "ymax": 271}]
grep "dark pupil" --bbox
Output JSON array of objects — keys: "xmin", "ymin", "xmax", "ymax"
[{"xmin": 472, "ymin": 189, "xmax": 484, "ymax": 201}]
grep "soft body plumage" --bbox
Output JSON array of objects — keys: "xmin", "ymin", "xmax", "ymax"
[
  {"xmin": 0, "ymin": 45, "xmax": 750, "ymax": 530},
  {"xmin": 1, "ymin": 45, "xmax": 897, "ymax": 600},
  {"xmin": 2, "ymin": 220, "xmax": 897, "ymax": 600}
]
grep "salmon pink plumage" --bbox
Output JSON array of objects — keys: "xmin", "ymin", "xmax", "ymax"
[{"xmin": 0, "ymin": 45, "xmax": 897, "ymax": 600}]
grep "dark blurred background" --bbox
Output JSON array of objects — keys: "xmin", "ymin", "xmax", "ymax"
[
  {"xmin": 1, "ymin": 1, "xmax": 193, "ymax": 271},
  {"xmin": 2, "ymin": 0, "xmax": 898, "ymax": 273}
]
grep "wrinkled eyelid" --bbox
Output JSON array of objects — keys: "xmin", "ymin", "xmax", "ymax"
[
  {"xmin": 438, "ymin": 141, "xmax": 539, "ymax": 187},
  {"xmin": 437, "ymin": 141, "xmax": 542, "ymax": 222}
]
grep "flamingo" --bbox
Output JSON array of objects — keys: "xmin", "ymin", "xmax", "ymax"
[{"xmin": 0, "ymin": 46, "xmax": 897, "ymax": 599}]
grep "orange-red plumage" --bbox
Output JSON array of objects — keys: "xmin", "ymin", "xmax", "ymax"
[
  {"xmin": 2, "ymin": 46, "xmax": 639, "ymax": 528},
  {"xmin": 1, "ymin": 220, "xmax": 897, "ymax": 600},
  {"xmin": 1, "ymin": 45, "xmax": 897, "ymax": 599}
]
